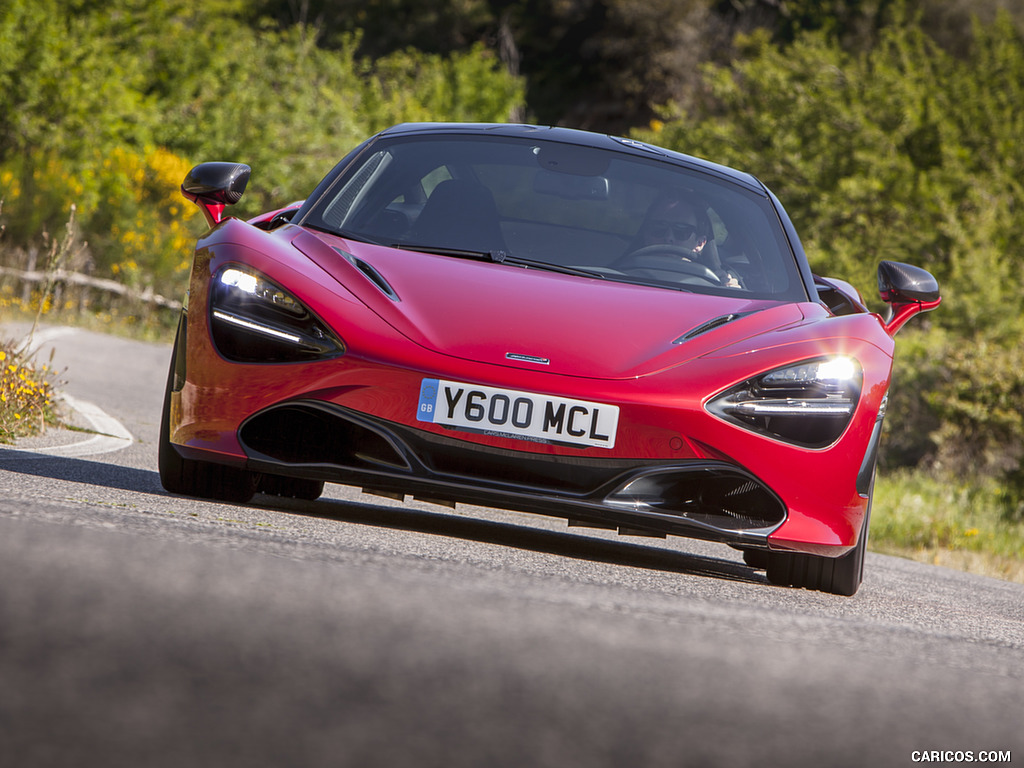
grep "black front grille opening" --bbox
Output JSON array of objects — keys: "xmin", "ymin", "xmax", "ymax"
[
  {"xmin": 388, "ymin": 421, "xmax": 665, "ymax": 495},
  {"xmin": 425, "ymin": 442, "xmax": 598, "ymax": 492},
  {"xmin": 239, "ymin": 404, "xmax": 409, "ymax": 471},
  {"xmin": 687, "ymin": 475, "xmax": 784, "ymax": 529},
  {"xmin": 609, "ymin": 470, "xmax": 785, "ymax": 531}
]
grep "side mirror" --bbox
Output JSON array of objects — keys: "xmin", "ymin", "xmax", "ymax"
[
  {"xmin": 181, "ymin": 162, "xmax": 251, "ymax": 228},
  {"xmin": 877, "ymin": 260, "xmax": 941, "ymax": 336}
]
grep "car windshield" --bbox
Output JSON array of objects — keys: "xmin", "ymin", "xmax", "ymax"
[{"xmin": 302, "ymin": 133, "xmax": 807, "ymax": 301}]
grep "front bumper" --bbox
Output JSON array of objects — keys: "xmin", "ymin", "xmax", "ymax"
[
  {"xmin": 171, "ymin": 241, "xmax": 891, "ymax": 558},
  {"xmin": 233, "ymin": 400, "xmax": 787, "ymax": 546}
]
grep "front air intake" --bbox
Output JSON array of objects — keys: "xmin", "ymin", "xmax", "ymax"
[
  {"xmin": 239, "ymin": 402, "xmax": 409, "ymax": 471},
  {"xmin": 605, "ymin": 465, "xmax": 785, "ymax": 531}
]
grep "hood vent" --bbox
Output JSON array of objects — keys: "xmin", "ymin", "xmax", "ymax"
[
  {"xmin": 333, "ymin": 247, "xmax": 400, "ymax": 301},
  {"xmin": 675, "ymin": 312, "xmax": 750, "ymax": 344}
]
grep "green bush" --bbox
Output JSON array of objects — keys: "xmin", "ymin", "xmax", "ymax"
[{"xmin": 0, "ymin": 0, "xmax": 524, "ymax": 293}]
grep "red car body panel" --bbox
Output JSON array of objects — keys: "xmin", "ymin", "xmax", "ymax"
[
  {"xmin": 162, "ymin": 123, "xmax": 940, "ymax": 594},
  {"xmin": 170, "ymin": 217, "xmax": 894, "ymax": 557}
]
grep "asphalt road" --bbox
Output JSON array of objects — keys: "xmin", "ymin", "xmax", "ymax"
[{"xmin": 1, "ymin": 323, "xmax": 1022, "ymax": 768}]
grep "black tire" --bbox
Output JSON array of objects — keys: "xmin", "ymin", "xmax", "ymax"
[
  {"xmin": 764, "ymin": 499, "xmax": 871, "ymax": 596},
  {"xmin": 158, "ymin": 321, "xmax": 257, "ymax": 504},
  {"xmin": 741, "ymin": 549, "xmax": 771, "ymax": 570},
  {"xmin": 258, "ymin": 474, "xmax": 325, "ymax": 501}
]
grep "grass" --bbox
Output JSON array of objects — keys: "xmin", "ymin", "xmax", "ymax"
[{"xmin": 873, "ymin": 468, "xmax": 1024, "ymax": 584}]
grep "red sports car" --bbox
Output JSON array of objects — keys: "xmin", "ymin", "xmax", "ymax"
[{"xmin": 160, "ymin": 122, "xmax": 940, "ymax": 595}]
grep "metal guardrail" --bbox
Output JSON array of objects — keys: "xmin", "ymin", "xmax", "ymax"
[{"xmin": 0, "ymin": 265, "xmax": 182, "ymax": 313}]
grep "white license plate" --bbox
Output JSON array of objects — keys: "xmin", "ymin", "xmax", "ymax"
[{"xmin": 416, "ymin": 378, "xmax": 619, "ymax": 449}]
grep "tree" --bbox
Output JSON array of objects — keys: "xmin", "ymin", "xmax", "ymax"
[
  {"xmin": 511, "ymin": 0, "xmax": 710, "ymax": 131},
  {"xmin": 1, "ymin": 0, "xmax": 523, "ymax": 296},
  {"xmin": 251, "ymin": 0, "xmax": 711, "ymax": 133}
]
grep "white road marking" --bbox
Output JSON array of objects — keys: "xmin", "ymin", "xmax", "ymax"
[
  {"xmin": 2, "ymin": 395, "xmax": 134, "ymax": 458},
  {"xmin": 23, "ymin": 325, "xmax": 78, "ymax": 351},
  {"xmin": 45, "ymin": 394, "xmax": 135, "ymax": 456}
]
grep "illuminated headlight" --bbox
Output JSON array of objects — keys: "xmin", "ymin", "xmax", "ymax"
[
  {"xmin": 210, "ymin": 266, "xmax": 344, "ymax": 363},
  {"xmin": 707, "ymin": 356, "xmax": 862, "ymax": 447}
]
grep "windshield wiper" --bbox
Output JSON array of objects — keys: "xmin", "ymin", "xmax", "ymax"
[
  {"xmin": 394, "ymin": 243, "xmax": 607, "ymax": 279},
  {"xmin": 605, "ymin": 274, "xmax": 694, "ymax": 293},
  {"xmin": 392, "ymin": 243, "xmax": 506, "ymax": 262},
  {"xmin": 501, "ymin": 256, "xmax": 607, "ymax": 279}
]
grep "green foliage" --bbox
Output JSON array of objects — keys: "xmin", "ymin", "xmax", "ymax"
[
  {"xmin": 253, "ymin": 0, "xmax": 711, "ymax": 133},
  {"xmin": 508, "ymin": 0, "xmax": 710, "ymax": 131},
  {"xmin": 359, "ymin": 43, "xmax": 523, "ymax": 134},
  {"xmin": 0, "ymin": 0, "xmax": 158, "ymax": 164},
  {"xmin": 0, "ymin": 0, "xmax": 523, "ymax": 298},
  {"xmin": 252, "ymin": 0, "xmax": 495, "ymax": 58}
]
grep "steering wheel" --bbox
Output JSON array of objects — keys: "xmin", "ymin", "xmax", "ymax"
[{"xmin": 617, "ymin": 244, "xmax": 723, "ymax": 285}]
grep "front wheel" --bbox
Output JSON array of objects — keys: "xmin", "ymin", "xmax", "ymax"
[
  {"xmin": 158, "ymin": 321, "xmax": 257, "ymax": 504},
  {"xmin": 763, "ymin": 502, "xmax": 871, "ymax": 596}
]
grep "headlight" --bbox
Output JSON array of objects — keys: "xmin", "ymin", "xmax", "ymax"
[
  {"xmin": 210, "ymin": 266, "xmax": 344, "ymax": 363},
  {"xmin": 707, "ymin": 356, "xmax": 862, "ymax": 447}
]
